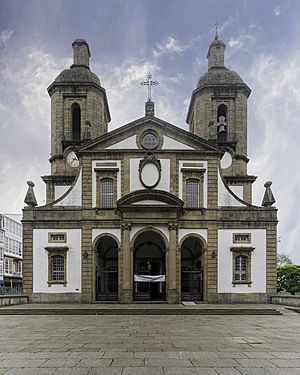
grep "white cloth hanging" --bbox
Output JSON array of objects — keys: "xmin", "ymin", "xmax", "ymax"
[{"xmin": 134, "ymin": 274, "xmax": 165, "ymax": 282}]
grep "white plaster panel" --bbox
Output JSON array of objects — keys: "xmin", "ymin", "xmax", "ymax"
[
  {"xmin": 33, "ymin": 229, "xmax": 81, "ymax": 293},
  {"xmin": 106, "ymin": 135, "xmax": 138, "ymax": 149},
  {"xmin": 178, "ymin": 229, "xmax": 207, "ymax": 243},
  {"xmin": 217, "ymin": 229, "xmax": 266, "ymax": 294},
  {"xmin": 218, "ymin": 171, "xmax": 244, "ymax": 207},
  {"xmin": 220, "ymin": 152, "xmax": 232, "ymax": 169},
  {"xmin": 130, "ymin": 225, "xmax": 169, "ymax": 245},
  {"xmin": 229, "ymin": 185, "xmax": 243, "ymax": 200},
  {"xmin": 54, "ymin": 170, "xmax": 82, "ymax": 206},
  {"xmin": 178, "ymin": 160, "xmax": 208, "ymax": 208},
  {"xmin": 54, "ymin": 186, "xmax": 70, "ymax": 200},
  {"xmin": 132, "ymin": 200, "xmax": 167, "ymax": 205},
  {"xmin": 92, "ymin": 160, "xmax": 121, "ymax": 208},
  {"xmin": 130, "ymin": 159, "xmax": 170, "ymax": 192},
  {"xmin": 162, "ymin": 136, "xmax": 194, "ymax": 150},
  {"xmin": 92, "ymin": 228, "xmax": 121, "ymax": 244}
]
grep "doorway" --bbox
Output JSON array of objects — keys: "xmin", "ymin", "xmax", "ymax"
[
  {"xmin": 133, "ymin": 231, "xmax": 166, "ymax": 301},
  {"xmin": 181, "ymin": 236, "xmax": 203, "ymax": 301},
  {"xmin": 95, "ymin": 235, "xmax": 118, "ymax": 301}
]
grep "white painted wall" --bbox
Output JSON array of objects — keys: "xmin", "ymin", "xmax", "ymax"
[
  {"xmin": 92, "ymin": 228, "xmax": 121, "ymax": 244},
  {"xmin": 130, "ymin": 159, "xmax": 170, "ymax": 192},
  {"xmin": 218, "ymin": 229, "xmax": 266, "ymax": 293},
  {"xmin": 92, "ymin": 160, "xmax": 121, "ymax": 208},
  {"xmin": 54, "ymin": 186, "xmax": 70, "ymax": 200},
  {"xmin": 106, "ymin": 135, "xmax": 138, "ymax": 149},
  {"xmin": 32, "ymin": 229, "xmax": 81, "ymax": 293},
  {"xmin": 178, "ymin": 160, "xmax": 208, "ymax": 208},
  {"xmin": 229, "ymin": 185, "xmax": 244, "ymax": 200},
  {"xmin": 162, "ymin": 136, "xmax": 194, "ymax": 150},
  {"xmin": 218, "ymin": 171, "xmax": 244, "ymax": 207},
  {"xmin": 178, "ymin": 229, "xmax": 207, "ymax": 243},
  {"xmin": 54, "ymin": 170, "xmax": 82, "ymax": 206}
]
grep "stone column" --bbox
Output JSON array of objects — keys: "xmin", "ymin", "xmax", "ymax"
[
  {"xmin": 120, "ymin": 223, "xmax": 132, "ymax": 303},
  {"xmin": 167, "ymin": 223, "xmax": 179, "ymax": 304}
]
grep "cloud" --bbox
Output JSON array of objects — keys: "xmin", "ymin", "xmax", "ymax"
[
  {"xmin": 228, "ymin": 32, "xmax": 256, "ymax": 50},
  {"xmin": 0, "ymin": 47, "xmax": 69, "ymax": 212},
  {"xmin": 247, "ymin": 50, "xmax": 300, "ymax": 263},
  {"xmin": 0, "ymin": 30, "xmax": 14, "ymax": 47},
  {"xmin": 153, "ymin": 36, "xmax": 187, "ymax": 59},
  {"xmin": 274, "ymin": 7, "xmax": 282, "ymax": 16}
]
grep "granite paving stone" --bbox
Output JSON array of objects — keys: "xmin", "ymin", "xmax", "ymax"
[{"xmin": 0, "ymin": 305, "xmax": 298, "ymax": 374}]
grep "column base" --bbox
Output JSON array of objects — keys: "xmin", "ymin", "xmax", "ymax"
[
  {"xmin": 167, "ymin": 289, "xmax": 180, "ymax": 304},
  {"xmin": 119, "ymin": 289, "xmax": 132, "ymax": 303}
]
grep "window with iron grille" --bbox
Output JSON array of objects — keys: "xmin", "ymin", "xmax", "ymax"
[
  {"xmin": 100, "ymin": 178, "xmax": 114, "ymax": 207},
  {"xmin": 186, "ymin": 179, "xmax": 200, "ymax": 208},
  {"xmin": 51, "ymin": 255, "xmax": 65, "ymax": 281},
  {"xmin": 234, "ymin": 255, "xmax": 247, "ymax": 281}
]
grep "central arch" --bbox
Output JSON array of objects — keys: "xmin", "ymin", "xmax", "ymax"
[{"xmin": 133, "ymin": 230, "xmax": 166, "ymax": 301}]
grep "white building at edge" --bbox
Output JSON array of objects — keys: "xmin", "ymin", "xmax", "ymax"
[
  {"xmin": 0, "ymin": 214, "xmax": 22, "ymax": 288},
  {"xmin": 22, "ymin": 36, "xmax": 278, "ymax": 304}
]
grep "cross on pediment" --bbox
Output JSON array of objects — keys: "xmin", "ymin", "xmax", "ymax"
[{"xmin": 140, "ymin": 73, "xmax": 159, "ymax": 101}]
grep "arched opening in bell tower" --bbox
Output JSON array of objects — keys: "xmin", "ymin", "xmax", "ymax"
[
  {"xmin": 217, "ymin": 104, "xmax": 228, "ymax": 142},
  {"xmin": 71, "ymin": 103, "xmax": 81, "ymax": 140}
]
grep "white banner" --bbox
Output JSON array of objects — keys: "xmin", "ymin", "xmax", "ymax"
[{"xmin": 134, "ymin": 274, "xmax": 166, "ymax": 282}]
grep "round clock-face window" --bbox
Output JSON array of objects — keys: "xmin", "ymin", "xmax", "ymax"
[
  {"xmin": 142, "ymin": 133, "xmax": 157, "ymax": 149},
  {"xmin": 140, "ymin": 162, "xmax": 160, "ymax": 188}
]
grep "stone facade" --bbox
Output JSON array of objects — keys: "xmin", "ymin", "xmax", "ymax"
[{"xmin": 22, "ymin": 36, "xmax": 278, "ymax": 304}]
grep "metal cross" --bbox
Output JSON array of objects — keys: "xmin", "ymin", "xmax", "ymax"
[
  {"xmin": 140, "ymin": 73, "xmax": 159, "ymax": 101},
  {"xmin": 215, "ymin": 22, "xmax": 219, "ymax": 38}
]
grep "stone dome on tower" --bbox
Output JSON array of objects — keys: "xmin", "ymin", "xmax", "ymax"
[
  {"xmin": 197, "ymin": 34, "xmax": 246, "ymax": 89},
  {"xmin": 50, "ymin": 39, "xmax": 101, "ymax": 88}
]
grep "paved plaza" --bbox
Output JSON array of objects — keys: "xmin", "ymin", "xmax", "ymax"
[{"xmin": 0, "ymin": 305, "xmax": 299, "ymax": 374}]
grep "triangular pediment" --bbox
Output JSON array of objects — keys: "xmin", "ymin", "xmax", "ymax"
[{"xmin": 78, "ymin": 116, "xmax": 222, "ymax": 154}]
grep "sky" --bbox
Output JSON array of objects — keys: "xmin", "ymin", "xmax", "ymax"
[{"xmin": 0, "ymin": 0, "xmax": 300, "ymax": 263}]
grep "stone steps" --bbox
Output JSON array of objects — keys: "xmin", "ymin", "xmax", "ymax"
[{"xmin": 0, "ymin": 307, "xmax": 282, "ymax": 315}]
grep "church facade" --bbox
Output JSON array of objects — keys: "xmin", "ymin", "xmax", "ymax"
[{"xmin": 22, "ymin": 36, "xmax": 278, "ymax": 304}]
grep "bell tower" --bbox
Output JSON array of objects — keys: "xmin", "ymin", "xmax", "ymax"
[
  {"xmin": 43, "ymin": 39, "xmax": 111, "ymax": 203},
  {"xmin": 186, "ymin": 34, "xmax": 255, "ymax": 202},
  {"xmin": 47, "ymin": 39, "xmax": 111, "ymax": 176}
]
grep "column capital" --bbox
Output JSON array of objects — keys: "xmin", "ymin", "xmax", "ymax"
[
  {"xmin": 168, "ymin": 223, "xmax": 178, "ymax": 231},
  {"xmin": 121, "ymin": 223, "xmax": 131, "ymax": 231}
]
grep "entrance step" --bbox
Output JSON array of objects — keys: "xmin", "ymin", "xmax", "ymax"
[{"xmin": 0, "ymin": 306, "xmax": 282, "ymax": 315}]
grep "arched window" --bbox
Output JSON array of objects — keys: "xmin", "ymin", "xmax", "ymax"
[
  {"xmin": 217, "ymin": 104, "xmax": 227, "ymax": 122},
  {"xmin": 51, "ymin": 255, "xmax": 65, "ymax": 281},
  {"xmin": 100, "ymin": 178, "xmax": 114, "ymax": 207},
  {"xmin": 186, "ymin": 179, "xmax": 200, "ymax": 208},
  {"xmin": 72, "ymin": 103, "xmax": 81, "ymax": 140},
  {"xmin": 234, "ymin": 255, "xmax": 247, "ymax": 281},
  {"xmin": 217, "ymin": 104, "xmax": 228, "ymax": 142}
]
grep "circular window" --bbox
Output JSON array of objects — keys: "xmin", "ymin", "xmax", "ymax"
[{"xmin": 142, "ymin": 133, "xmax": 158, "ymax": 149}]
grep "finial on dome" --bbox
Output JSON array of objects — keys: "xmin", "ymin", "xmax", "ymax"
[
  {"xmin": 71, "ymin": 39, "xmax": 90, "ymax": 69},
  {"xmin": 215, "ymin": 22, "xmax": 219, "ymax": 40},
  {"xmin": 207, "ymin": 30, "xmax": 226, "ymax": 70}
]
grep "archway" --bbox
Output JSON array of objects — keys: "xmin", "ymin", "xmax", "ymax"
[
  {"xmin": 95, "ymin": 235, "xmax": 118, "ymax": 301},
  {"xmin": 133, "ymin": 230, "xmax": 166, "ymax": 301},
  {"xmin": 181, "ymin": 236, "xmax": 204, "ymax": 301}
]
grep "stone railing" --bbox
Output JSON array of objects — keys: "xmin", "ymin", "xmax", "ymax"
[
  {"xmin": 271, "ymin": 295, "xmax": 300, "ymax": 307},
  {"xmin": 0, "ymin": 295, "xmax": 28, "ymax": 307}
]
